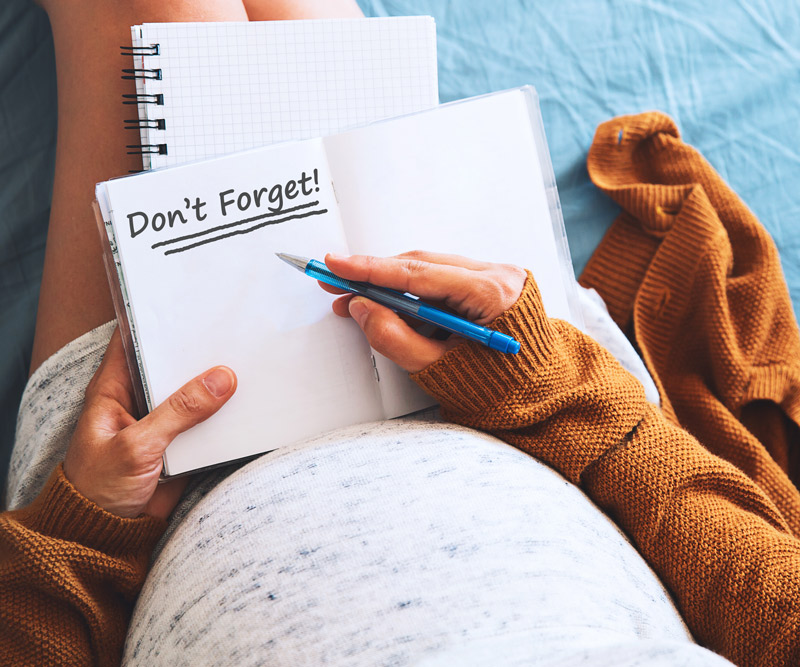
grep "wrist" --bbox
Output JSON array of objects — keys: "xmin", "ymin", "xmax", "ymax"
[
  {"xmin": 15, "ymin": 464, "xmax": 166, "ymax": 556},
  {"xmin": 412, "ymin": 272, "xmax": 563, "ymax": 415}
]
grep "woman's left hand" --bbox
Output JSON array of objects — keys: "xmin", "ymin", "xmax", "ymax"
[{"xmin": 63, "ymin": 329, "xmax": 237, "ymax": 520}]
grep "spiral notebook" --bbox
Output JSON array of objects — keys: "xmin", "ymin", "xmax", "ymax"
[{"xmin": 124, "ymin": 18, "xmax": 439, "ymax": 170}]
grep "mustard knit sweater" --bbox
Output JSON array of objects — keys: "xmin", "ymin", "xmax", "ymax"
[{"xmin": 2, "ymin": 112, "xmax": 799, "ymax": 666}]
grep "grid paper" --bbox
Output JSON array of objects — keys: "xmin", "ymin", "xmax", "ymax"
[{"xmin": 131, "ymin": 18, "xmax": 438, "ymax": 170}]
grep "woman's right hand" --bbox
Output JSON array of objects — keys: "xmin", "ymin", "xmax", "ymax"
[{"xmin": 321, "ymin": 251, "xmax": 528, "ymax": 373}]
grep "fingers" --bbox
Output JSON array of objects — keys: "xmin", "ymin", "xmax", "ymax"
[
  {"xmin": 317, "ymin": 279, "xmax": 346, "ymax": 296},
  {"xmin": 135, "ymin": 366, "xmax": 237, "ymax": 452},
  {"xmin": 331, "ymin": 293, "xmax": 354, "ymax": 317},
  {"xmin": 318, "ymin": 250, "xmax": 492, "ymax": 297},
  {"xmin": 393, "ymin": 250, "xmax": 492, "ymax": 271},
  {"xmin": 64, "ymin": 363, "xmax": 237, "ymax": 519},
  {"xmin": 320, "ymin": 250, "xmax": 528, "ymax": 371},
  {"xmin": 348, "ymin": 297, "xmax": 454, "ymax": 372},
  {"xmin": 84, "ymin": 328, "xmax": 138, "ymax": 416},
  {"xmin": 143, "ymin": 477, "xmax": 192, "ymax": 521},
  {"xmin": 324, "ymin": 252, "xmax": 476, "ymax": 304},
  {"xmin": 323, "ymin": 251, "xmax": 527, "ymax": 322}
]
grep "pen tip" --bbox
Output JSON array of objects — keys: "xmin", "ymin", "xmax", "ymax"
[{"xmin": 275, "ymin": 253, "xmax": 309, "ymax": 272}]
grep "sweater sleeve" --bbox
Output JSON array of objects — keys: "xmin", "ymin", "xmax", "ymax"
[
  {"xmin": 412, "ymin": 274, "xmax": 800, "ymax": 667},
  {"xmin": 0, "ymin": 464, "xmax": 166, "ymax": 666}
]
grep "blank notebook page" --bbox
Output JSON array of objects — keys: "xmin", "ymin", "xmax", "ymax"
[{"xmin": 131, "ymin": 18, "xmax": 438, "ymax": 170}]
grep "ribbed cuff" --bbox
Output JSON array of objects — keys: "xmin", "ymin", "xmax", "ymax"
[
  {"xmin": 411, "ymin": 272, "xmax": 563, "ymax": 417},
  {"xmin": 16, "ymin": 464, "xmax": 167, "ymax": 556}
]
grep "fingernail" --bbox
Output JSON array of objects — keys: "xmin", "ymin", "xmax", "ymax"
[
  {"xmin": 327, "ymin": 252, "xmax": 347, "ymax": 261},
  {"xmin": 349, "ymin": 298, "xmax": 369, "ymax": 327},
  {"xmin": 203, "ymin": 367, "xmax": 235, "ymax": 397}
]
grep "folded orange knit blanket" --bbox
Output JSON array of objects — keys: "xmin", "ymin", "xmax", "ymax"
[{"xmin": 581, "ymin": 112, "xmax": 800, "ymax": 534}]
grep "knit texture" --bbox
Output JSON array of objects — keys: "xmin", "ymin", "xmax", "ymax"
[
  {"xmin": 580, "ymin": 113, "xmax": 800, "ymax": 531},
  {"xmin": 415, "ymin": 112, "xmax": 800, "ymax": 667},
  {"xmin": 0, "ymin": 464, "xmax": 166, "ymax": 666}
]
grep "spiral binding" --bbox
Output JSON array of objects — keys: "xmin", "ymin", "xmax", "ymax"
[
  {"xmin": 122, "ymin": 42, "xmax": 165, "ymax": 167},
  {"xmin": 121, "ymin": 68, "xmax": 162, "ymax": 80},
  {"xmin": 125, "ymin": 118, "xmax": 166, "ymax": 130},
  {"xmin": 121, "ymin": 44, "xmax": 160, "ymax": 56},
  {"xmin": 127, "ymin": 144, "xmax": 168, "ymax": 155},
  {"xmin": 122, "ymin": 93, "xmax": 163, "ymax": 106}
]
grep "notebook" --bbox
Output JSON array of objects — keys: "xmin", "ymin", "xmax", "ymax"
[
  {"xmin": 125, "ymin": 18, "xmax": 439, "ymax": 170},
  {"xmin": 96, "ymin": 87, "xmax": 582, "ymax": 476}
]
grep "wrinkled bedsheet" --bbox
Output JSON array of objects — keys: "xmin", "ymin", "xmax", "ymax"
[{"xmin": 2, "ymin": 0, "xmax": 799, "ymax": 489}]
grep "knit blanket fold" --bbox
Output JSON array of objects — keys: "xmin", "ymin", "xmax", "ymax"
[{"xmin": 580, "ymin": 111, "xmax": 800, "ymax": 534}]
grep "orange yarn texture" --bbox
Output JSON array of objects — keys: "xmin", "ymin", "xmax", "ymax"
[
  {"xmin": 581, "ymin": 112, "xmax": 800, "ymax": 530},
  {"xmin": 0, "ymin": 465, "xmax": 165, "ymax": 666}
]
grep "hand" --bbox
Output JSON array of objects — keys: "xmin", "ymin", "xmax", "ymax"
[
  {"xmin": 322, "ymin": 251, "xmax": 527, "ymax": 372},
  {"xmin": 63, "ymin": 329, "xmax": 237, "ymax": 520}
]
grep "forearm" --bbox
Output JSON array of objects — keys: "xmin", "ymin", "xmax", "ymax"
[
  {"xmin": 413, "ymin": 274, "xmax": 647, "ymax": 485},
  {"xmin": 413, "ymin": 275, "xmax": 800, "ymax": 666},
  {"xmin": 0, "ymin": 465, "xmax": 165, "ymax": 666},
  {"xmin": 586, "ymin": 407, "xmax": 800, "ymax": 666}
]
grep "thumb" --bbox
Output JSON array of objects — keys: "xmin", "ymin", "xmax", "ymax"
[
  {"xmin": 136, "ymin": 366, "xmax": 237, "ymax": 451},
  {"xmin": 348, "ymin": 297, "xmax": 452, "ymax": 372}
]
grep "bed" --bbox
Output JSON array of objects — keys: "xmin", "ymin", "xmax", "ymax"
[{"xmin": 2, "ymin": 0, "xmax": 799, "ymax": 491}]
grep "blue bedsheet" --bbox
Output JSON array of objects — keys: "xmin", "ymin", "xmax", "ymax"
[
  {"xmin": 2, "ymin": 0, "xmax": 800, "ymax": 488},
  {"xmin": 361, "ymin": 0, "xmax": 800, "ymax": 291}
]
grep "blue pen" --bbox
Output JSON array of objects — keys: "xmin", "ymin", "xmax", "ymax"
[{"xmin": 276, "ymin": 253, "xmax": 520, "ymax": 354}]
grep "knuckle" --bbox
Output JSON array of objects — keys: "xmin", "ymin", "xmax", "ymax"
[
  {"xmin": 95, "ymin": 378, "xmax": 130, "ymax": 404},
  {"xmin": 114, "ymin": 431, "xmax": 141, "ymax": 465},
  {"xmin": 501, "ymin": 262, "xmax": 527, "ymax": 280},
  {"xmin": 361, "ymin": 254, "xmax": 381, "ymax": 283},
  {"xmin": 500, "ymin": 264, "xmax": 528, "ymax": 299},
  {"xmin": 168, "ymin": 387, "xmax": 204, "ymax": 417},
  {"xmin": 405, "ymin": 258, "xmax": 427, "ymax": 274},
  {"xmin": 400, "ymin": 258, "xmax": 427, "ymax": 290},
  {"xmin": 484, "ymin": 284, "xmax": 506, "ymax": 310},
  {"xmin": 486, "ymin": 264, "xmax": 526, "ymax": 307}
]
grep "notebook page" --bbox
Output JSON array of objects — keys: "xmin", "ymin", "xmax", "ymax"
[
  {"xmin": 101, "ymin": 138, "xmax": 382, "ymax": 475},
  {"xmin": 323, "ymin": 89, "xmax": 577, "ymax": 417},
  {"xmin": 132, "ymin": 18, "xmax": 438, "ymax": 170}
]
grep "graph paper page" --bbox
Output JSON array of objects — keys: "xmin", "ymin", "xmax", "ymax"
[{"xmin": 132, "ymin": 17, "xmax": 438, "ymax": 169}]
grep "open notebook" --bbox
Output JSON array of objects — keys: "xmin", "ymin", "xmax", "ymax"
[
  {"xmin": 126, "ymin": 18, "xmax": 438, "ymax": 170},
  {"xmin": 97, "ymin": 87, "xmax": 581, "ymax": 476}
]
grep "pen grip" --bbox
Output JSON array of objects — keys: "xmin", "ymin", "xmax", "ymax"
[
  {"xmin": 306, "ymin": 260, "xmax": 420, "ymax": 311},
  {"xmin": 415, "ymin": 303, "xmax": 491, "ymax": 344},
  {"xmin": 305, "ymin": 259, "xmax": 519, "ymax": 354}
]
